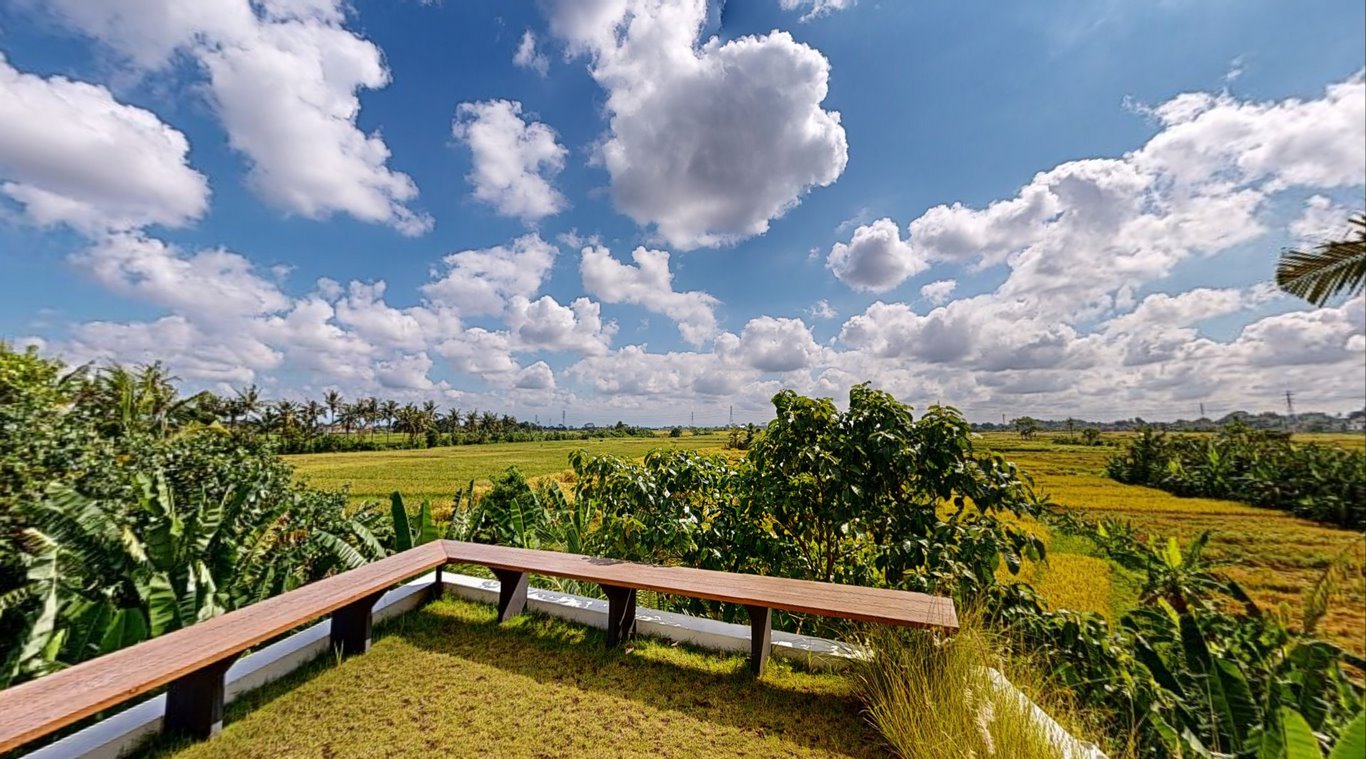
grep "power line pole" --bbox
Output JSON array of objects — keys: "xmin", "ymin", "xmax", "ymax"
[
  {"xmin": 690, "ymin": 410, "xmax": 694, "ymax": 427},
  {"xmin": 729, "ymin": 405, "xmax": 734, "ymax": 428},
  {"xmin": 561, "ymin": 409, "xmax": 566, "ymax": 428},
  {"xmin": 1285, "ymin": 390, "xmax": 1296, "ymax": 432},
  {"xmin": 1199, "ymin": 402, "xmax": 1205, "ymax": 419}
]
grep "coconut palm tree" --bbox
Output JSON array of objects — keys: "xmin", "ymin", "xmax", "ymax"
[
  {"xmin": 1276, "ymin": 215, "xmax": 1366, "ymax": 306},
  {"xmin": 380, "ymin": 400, "xmax": 400, "ymax": 438},
  {"xmin": 304, "ymin": 400, "xmax": 325, "ymax": 437},
  {"xmin": 235, "ymin": 384, "xmax": 262, "ymax": 428},
  {"xmin": 323, "ymin": 389, "xmax": 343, "ymax": 429}
]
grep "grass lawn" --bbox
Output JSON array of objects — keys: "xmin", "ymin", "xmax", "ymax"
[
  {"xmin": 289, "ymin": 431, "xmax": 1365, "ymax": 656},
  {"xmin": 134, "ymin": 599, "xmax": 881, "ymax": 759}
]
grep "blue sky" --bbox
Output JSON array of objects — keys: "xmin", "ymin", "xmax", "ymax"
[{"xmin": 1, "ymin": 0, "xmax": 1363, "ymax": 425}]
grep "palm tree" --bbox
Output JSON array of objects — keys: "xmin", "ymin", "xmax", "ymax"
[
  {"xmin": 1276, "ymin": 215, "xmax": 1366, "ymax": 306},
  {"xmin": 304, "ymin": 400, "xmax": 325, "ymax": 437},
  {"xmin": 235, "ymin": 385, "xmax": 262, "ymax": 427},
  {"xmin": 323, "ymin": 389, "xmax": 343, "ymax": 429},
  {"xmin": 380, "ymin": 400, "xmax": 400, "ymax": 439}
]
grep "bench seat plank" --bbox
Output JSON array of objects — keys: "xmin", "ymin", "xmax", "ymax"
[{"xmin": 441, "ymin": 540, "xmax": 959, "ymax": 631}]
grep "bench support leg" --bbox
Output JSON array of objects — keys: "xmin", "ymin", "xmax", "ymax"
[
  {"xmin": 492, "ymin": 568, "xmax": 529, "ymax": 622},
  {"xmin": 429, "ymin": 565, "xmax": 445, "ymax": 604},
  {"xmin": 164, "ymin": 654, "xmax": 240, "ymax": 740},
  {"xmin": 746, "ymin": 605, "xmax": 772, "ymax": 675},
  {"xmin": 330, "ymin": 590, "xmax": 385, "ymax": 657},
  {"xmin": 601, "ymin": 584, "xmax": 637, "ymax": 648}
]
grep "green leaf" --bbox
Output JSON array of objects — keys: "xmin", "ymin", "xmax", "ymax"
[
  {"xmin": 390, "ymin": 492, "xmax": 412, "ymax": 551},
  {"xmin": 316, "ymin": 531, "xmax": 368, "ymax": 571},
  {"xmin": 415, "ymin": 499, "xmax": 439, "ymax": 546},
  {"xmin": 145, "ymin": 572, "xmax": 182, "ymax": 636},
  {"xmin": 1165, "ymin": 536, "xmax": 1184, "ymax": 568},
  {"xmin": 1328, "ymin": 710, "xmax": 1365, "ymax": 759},
  {"xmin": 99, "ymin": 607, "xmax": 149, "ymax": 655},
  {"xmin": 18, "ymin": 530, "xmax": 61, "ymax": 672},
  {"xmin": 1280, "ymin": 709, "xmax": 1325, "ymax": 759},
  {"xmin": 1214, "ymin": 657, "xmax": 1259, "ymax": 749}
]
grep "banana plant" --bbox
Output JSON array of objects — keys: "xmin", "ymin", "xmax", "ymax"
[{"xmin": 389, "ymin": 492, "xmax": 440, "ymax": 551}]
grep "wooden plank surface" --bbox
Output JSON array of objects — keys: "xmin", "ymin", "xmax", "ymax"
[
  {"xmin": 0, "ymin": 542, "xmax": 446, "ymax": 754},
  {"xmin": 441, "ymin": 540, "xmax": 959, "ymax": 631}
]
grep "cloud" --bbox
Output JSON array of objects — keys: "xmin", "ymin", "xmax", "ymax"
[
  {"xmin": 545, "ymin": 0, "xmax": 847, "ymax": 249},
  {"xmin": 919, "ymin": 279, "xmax": 957, "ymax": 305},
  {"xmin": 807, "ymin": 299, "xmax": 838, "ymax": 320},
  {"xmin": 420, "ymin": 234, "xmax": 557, "ymax": 315},
  {"xmin": 827, "ymin": 217, "xmax": 929, "ymax": 292},
  {"xmin": 779, "ymin": 0, "xmax": 855, "ymax": 22},
  {"xmin": 376, "ymin": 352, "xmax": 437, "ymax": 391},
  {"xmin": 1134, "ymin": 73, "xmax": 1366, "ymax": 190},
  {"xmin": 72, "ymin": 234, "xmax": 289, "ymax": 321},
  {"xmin": 735, "ymin": 316, "xmax": 822, "ymax": 372},
  {"xmin": 1289, "ymin": 194, "xmax": 1362, "ymax": 244},
  {"xmin": 42, "ymin": 0, "xmax": 430, "ymax": 235},
  {"xmin": 505, "ymin": 295, "xmax": 616, "ymax": 355},
  {"xmin": 0, "ymin": 54, "xmax": 209, "ymax": 233},
  {"xmin": 515, "ymin": 360, "xmax": 555, "ymax": 389},
  {"xmin": 453, "ymin": 100, "xmax": 567, "ymax": 222},
  {"xmin": 512, "ymin": 29, "xmax": 549, "ymax": 76},
  {"xmin": 579, "ymin": 245, "xmax": 719, "ymax": 346}
]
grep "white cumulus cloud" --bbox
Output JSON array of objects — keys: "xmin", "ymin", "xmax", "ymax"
[
  {"xmin": 453, "ymin": 100, "xmax": 567, "ymax": 222},
  {"xmin": 42, "ymin": 0, "xmax": 430, "ymax": 235},
  {"xmin": 827, "ymin": 217, "xmax": 929, "ymax": 292},
  {"xmin": 545, "ymin": 0, "xmax": 847, "ymax": 249},
  {"xmin": 580, "ymin": 245, "xmax": 720, "ymax": 346},
  {"xmin": 0, "ymin": 54, "xmax": 209, "ymax": 233}
]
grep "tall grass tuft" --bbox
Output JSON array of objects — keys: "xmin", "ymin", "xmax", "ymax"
[{"xmin": 853, "ymin": 616, "xmax": 1110, "ymax": 759}]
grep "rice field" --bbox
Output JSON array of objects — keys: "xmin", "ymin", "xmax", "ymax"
[
  {"xmin": 986, "ymin": 433, "xmax": 1365, "ymax": 655},
  {"xmin": 289, "ymin": 430, "xmax": 1365, "ymax": 655}
]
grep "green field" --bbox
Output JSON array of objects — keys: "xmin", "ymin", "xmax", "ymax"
[
  {"xmin": 290, "ymin": 432, "xmax": 733, "ymax": 507},
  {"xmin": 289, "ymin": 430, "xmax": 1365, "ymax": 655}
]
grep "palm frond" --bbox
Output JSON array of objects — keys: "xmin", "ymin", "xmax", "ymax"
[{"xmin": 1275, "ymin": 216, "xmax": 1366, "ymax": 306}]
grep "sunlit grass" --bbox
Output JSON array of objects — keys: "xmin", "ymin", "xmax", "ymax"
[
  {"xmin": 289, "ymin": 433, "xmax": 731, "ymax": 514},
  {"xmin": 134, "ymin": 598, "xmax": 881, "ymax": 759},
  {"xmin": 853, "ymin": 614, "xmax": 1121, "ymax": 759}
]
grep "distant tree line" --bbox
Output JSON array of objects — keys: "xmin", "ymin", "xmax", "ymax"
[
  {"xmin": 194, "ymin": 385, "xmax": 657, "ymax": 453},
  {"xmin": 975, "ymin": 408, "xmax": 1366, "ymax": 435},
  {"xmin": 1107, "ymin": 423, "xmax": 1366, "ymax": 529}
]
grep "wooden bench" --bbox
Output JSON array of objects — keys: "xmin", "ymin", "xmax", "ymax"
[{"xmin": 0, "ymin": 540, "xmax": 957, "ymax": 754}]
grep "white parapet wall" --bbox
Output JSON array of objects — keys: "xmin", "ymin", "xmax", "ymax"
[{"xmin": 23, "ymin": 571, "xmax": 1105, "ymax": 759}]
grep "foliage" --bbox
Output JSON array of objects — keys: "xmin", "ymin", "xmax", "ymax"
[
  {"xmin": 1106, "ymin": 425, "xmax": 1366, "ymax": 528},
  {"xmin": 0, "ymin": 345, "xmax": 385, "ymax": 687},
  {"xmin": 1017, "ymin": 516, "xmax": 1365, "ymax": 758},
  {"xmin": 1276, "ymin": 215, "xmax": 1366, "ymax": 306}
]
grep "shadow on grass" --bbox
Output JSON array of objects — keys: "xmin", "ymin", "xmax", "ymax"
[{"xmin": 134, "ymin": 598, "xmax": 883, "ymax": 758}]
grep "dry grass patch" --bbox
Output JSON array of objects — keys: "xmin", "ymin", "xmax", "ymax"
[{"xmin": 135, "ymin": 598, "xmax": 881, "ymax": 759}]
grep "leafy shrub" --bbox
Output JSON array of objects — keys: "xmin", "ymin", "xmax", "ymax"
[
  {"xmin": 1107, "ymin": 424, "xmax": 1366, "ymax": 528},
  {"xmin": 0, "ymin": 346, "xmax": 385, "ymax": 687}
]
